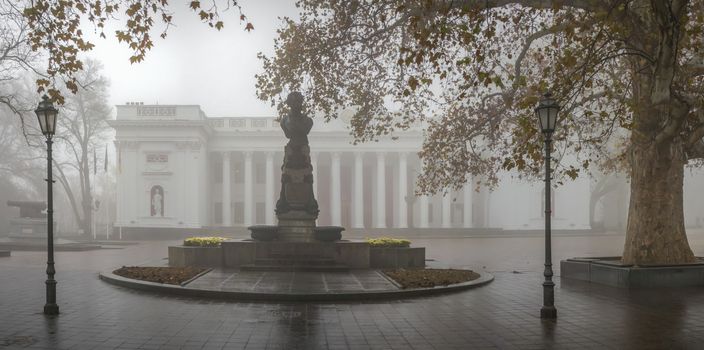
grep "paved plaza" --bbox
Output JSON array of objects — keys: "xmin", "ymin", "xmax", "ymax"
[
  {"xmin": 186, "ymin": 269, "xmax": 398, "ymax": 294},
  {"xmin": 2, "ymin": 232, "xmax": 704, "ymax": 349}
]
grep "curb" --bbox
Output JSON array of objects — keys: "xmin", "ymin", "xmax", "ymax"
[{"xmin": 99, "ymin": 269, "xmax": 494, "ymax": 302}]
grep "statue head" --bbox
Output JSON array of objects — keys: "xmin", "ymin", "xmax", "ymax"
[{"xmin": 286, "ymin": 91, "xmax": 304, "ymax": 111}]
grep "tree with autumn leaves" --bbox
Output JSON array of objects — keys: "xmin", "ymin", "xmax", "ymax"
[
  {"xmin": 12, "ymin": 0, "xmax": 253, "ymax": 234},
  {"xmin": 256, "ymin": 0, "xmax": 704, "ymax": 265},
  {"xmin": 21, "ymin": 0, "xmax": 252, "ymax": 104},
  {"xmin": 18, "ymin": 0, "xmax": 703, "ymax": 265}
]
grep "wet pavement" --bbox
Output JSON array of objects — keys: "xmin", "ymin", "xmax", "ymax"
[
  {"xmin": 186, "ymin": 269, "xmax": 398, "ymax": 294},
  {"xmin": 1, "ymin": 232, "xmax": 704, "ymax": 349}
]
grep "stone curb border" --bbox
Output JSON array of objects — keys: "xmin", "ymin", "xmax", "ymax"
[
  {"xmin": 99, "ymin": 269, "xmax": 494, "ymax": 302},
  {"xmin": 180, "ymin": 268, "xmax": 212, "ymax": 287}
]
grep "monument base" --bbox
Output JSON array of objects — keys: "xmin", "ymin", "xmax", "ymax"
[
  {"xmin": 561, "ymin": 257, "xmax": 704, "ymax": 288},
  {"xmin": 7, "ymin": 218, "xmax": 50, "ymax": 238},
  {"xmin": 221, "ymin": 239, "xmax": 370, "ymax": 269},
  {"xmin": 276, "ymin": 210, "xmax": 317, "ymax": 242}
]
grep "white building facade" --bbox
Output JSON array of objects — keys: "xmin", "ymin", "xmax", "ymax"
[{"xmin": 109, "ymin": 104, "xmax": 592, "ymax": 236}]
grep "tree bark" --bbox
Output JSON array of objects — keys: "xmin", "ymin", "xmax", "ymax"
[
  {"xmin": 621, "ymin": 1, "xmax": 695, "ymax": 265},
  {"xmin": 622, "ymin": 138, "xmax": 695, "ymax": 265}
]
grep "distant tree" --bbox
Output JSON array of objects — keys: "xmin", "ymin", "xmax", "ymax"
[
  {"xmin": 589, "ymin": 173, "xmax": 623, "ymax": 229},
  {"xmin": 21, "ymin": 0, "xmax": 253, "ymax": 104},
  {"xmin": 0, "ymin": 0, "xmax": 42, "ymax": 117},
  {"xmin": 256, "ymin": 1, "xmax": 704, "ymax": 265},
  {"xmin": 46, "ymin": 59, "xmax": 111, "ymax": 238},
  {"xmin": 0, "ymin": 77, "xmax": 44, "ymax": 195}
]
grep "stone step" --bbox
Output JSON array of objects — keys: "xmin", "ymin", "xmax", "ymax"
[
  {"xmin": 268, "ymin": 253, "xmax": 330, "ymax": 260},
  {"xmin": 255, "ymin": 258, "xmax": 336, "ymax": 266},
  {"xmin": 240, "ymin": 264, "xmax": 349, "ymax": 272}
]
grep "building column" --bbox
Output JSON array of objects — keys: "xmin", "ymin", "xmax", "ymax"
[
  {"xmin": 397, "ymin": 153, "xmax": 408, "ymax": 228},
  {"xmin": 442, "ymin": 190, "xmax": 452, "ymax": 228},
  {"xmin": 222, "ymin": 151, "xmax": 232, "ymax": 226},
  {"xmin": 376, "ymin": 152, "xmax": 386, "ymax": 228},
  {"xmin": 463, "ymin": 180, "xmax": 473, "ymax": 228},
  {"xmin": 353, "ymin": 152, "xmax": 364, "ymax": 228},
  {"xmin": 310, "ymin": 152, "xmax": 318, "ymax": 200},
  {"xmin": 419, "ymin": 195, "xmax": 429, "ymax": 228},
  {"xmin": 243, "ymin": 151, "xmax": 253, "ymax": 227},
  {"xmin": 330, "ymin": 152, "xmax": 342, "ymax": 226},
  {"xmin": 265, "ymin": 151, "xmax": 275, "ymax": 225}
]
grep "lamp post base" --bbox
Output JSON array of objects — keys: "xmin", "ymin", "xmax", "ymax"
[
  {"xmin": 540, "ymin": 306, "xmax": 556, "ymax": 319},
  {"xmin": 43, "ymin": 303, "xmax": 59, "ymax": 315}
]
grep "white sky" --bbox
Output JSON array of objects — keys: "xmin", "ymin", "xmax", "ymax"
[{"xmin": 84, "ymin": 0, "xmax": 299, "ymax": 118}]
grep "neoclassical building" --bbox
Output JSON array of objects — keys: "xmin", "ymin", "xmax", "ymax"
[{"xmin": 109, "ymin": 103, "xmax": 593, "ymax": 236}]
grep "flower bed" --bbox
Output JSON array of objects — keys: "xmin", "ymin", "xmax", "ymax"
[
  {"xmin": 366, "ymin": 237, "xmax": 411, "ymax": 248},
  {"xmin": 183, "ymin": 236, "xmax": 227, "ymax": 247},
  {"xmin": 383, "ymin": 268, "xmax": 480, "ymax": 289},
  {"xmin": 113, "ymin": 266, "xmax": 206, "ymax": 285}
]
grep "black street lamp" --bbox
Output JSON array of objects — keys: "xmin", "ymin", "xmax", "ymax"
[
  {"xmin": 535, "ymin": 92, "xmax": 559, "ymax": 320},
  {"xmin": 35, "ymin": 95, "xmax": 59, "ymax": 316}
]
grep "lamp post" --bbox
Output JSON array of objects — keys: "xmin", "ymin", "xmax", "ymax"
[
  {"xmin": 35, "ymin": 95, "xmax": 59, "ymax": 316},
  {"xmin": 535, "ymin": 92, "xmax": 559, "ymax": 320}
]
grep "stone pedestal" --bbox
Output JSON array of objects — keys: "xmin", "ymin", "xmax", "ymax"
[
  {"xmin": 221, "ymin": 239, "xmax": 371, "ymax": 269},
  {"xmin": 561, "ymin": 257, "xmax": 704, "ymax": 288},
  {"xmin": 277, "ymin": 219, "xmax": 315, "ymax": 242},
  {"xmin": 277, "ymin": 211, "xmax": 317, "ymax": 242},
  {"xmin": 8, "ymin": 218, "xmax": 49, "ymax": 238}
]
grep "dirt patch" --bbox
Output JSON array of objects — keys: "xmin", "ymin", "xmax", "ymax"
[
  {"xmin": 113, "ymin": 266, "xmax": 206, "ymax": 285},
  {"xmin": 383, "ymin": 268, "xmax": 480, "ymax": 289}
]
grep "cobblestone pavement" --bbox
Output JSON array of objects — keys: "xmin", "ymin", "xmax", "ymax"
[{"xmin": 2, "ymin": 233, "xmax": 704, "ymax": 349}]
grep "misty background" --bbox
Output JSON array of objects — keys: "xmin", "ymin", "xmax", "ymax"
[{"xmin": 1, "ymin": 0, "xmax": 704, "ymax": 239}]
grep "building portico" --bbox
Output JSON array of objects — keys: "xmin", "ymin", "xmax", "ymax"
[{"xmin": 110, "ymin": 103, "xmax": 592, "ymax": 237}]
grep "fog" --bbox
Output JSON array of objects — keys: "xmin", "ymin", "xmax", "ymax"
[
  {"xmin": 1, "ymin": 0, "xmax": 704, "ymax": 244},
  {"xmin": 85, "ymin": 0, "xmax": 299, "ymax": 117},
  {"xmin": 4, "ymin": 2, "xmax": 704, "ymax": 349}
]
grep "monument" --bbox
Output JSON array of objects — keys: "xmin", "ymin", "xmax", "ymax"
[
  {"xmin": 170, "ymin": 92, "xmax": 425, "ymax": 270},
  {"xmin": 1, "ymin": 200, "xmax": 103, "ymax": 250},
  {"xmin": 6, "ymin": 201, "xmax": 49, "ymax": 238},
  {"xmin": 249, "ymin": 92, "xmax": 343, "ymax": 242},
  {"xmin": 214, "ymin": 93, "xmax": 359, "ymax": 270},
  {"xmin": 274, "ymin": 92, "xmax": 320, "ymax": 241}
]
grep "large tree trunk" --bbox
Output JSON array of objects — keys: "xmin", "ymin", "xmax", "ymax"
[
  {"xmin": 622, "ymin": 138, "xmax": 695, "ymax": 265},
  {"xmin": 622, "ymin": 0, "xmax": 694, "ymax": 265},
  {"xmin": 80, "ymin": 149, "xmax": 93, "ymax": 238}
]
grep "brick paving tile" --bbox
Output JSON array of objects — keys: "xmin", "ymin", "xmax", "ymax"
[{"xmin": 2, "ymin": 237, "xmax": 704, "ymax": 349}]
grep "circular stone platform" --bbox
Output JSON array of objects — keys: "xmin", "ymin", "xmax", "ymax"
[{"xmin": 99, "ymin": 267, "xmax": 493, "ymax": 302}]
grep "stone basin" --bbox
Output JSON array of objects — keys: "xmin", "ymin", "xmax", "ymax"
[
  {"xmin": 313, "ymin": 226, "xmax": 344, "ymax": 242},
  {"xmin": 248, "ymin": 225, "xmax": 279, "ymax": 241}
]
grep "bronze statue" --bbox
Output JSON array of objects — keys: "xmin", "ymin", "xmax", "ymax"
[{"xmin": 275, "ymin": 92, "xmax": 319, "ymax": 218}]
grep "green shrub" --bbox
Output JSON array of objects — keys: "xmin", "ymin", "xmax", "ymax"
[
  {"xmin": 183, "ymin": 236, "xmax": 227, "ymax": 247},
  {"xmin": 366, "ymin": 237, "xmax": 411, "ymax": 248}
]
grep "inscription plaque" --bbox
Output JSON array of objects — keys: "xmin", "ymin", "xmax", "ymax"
[{"xmin": 137, "ymin": 106, "xmax": 176, "ymax": 117}]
